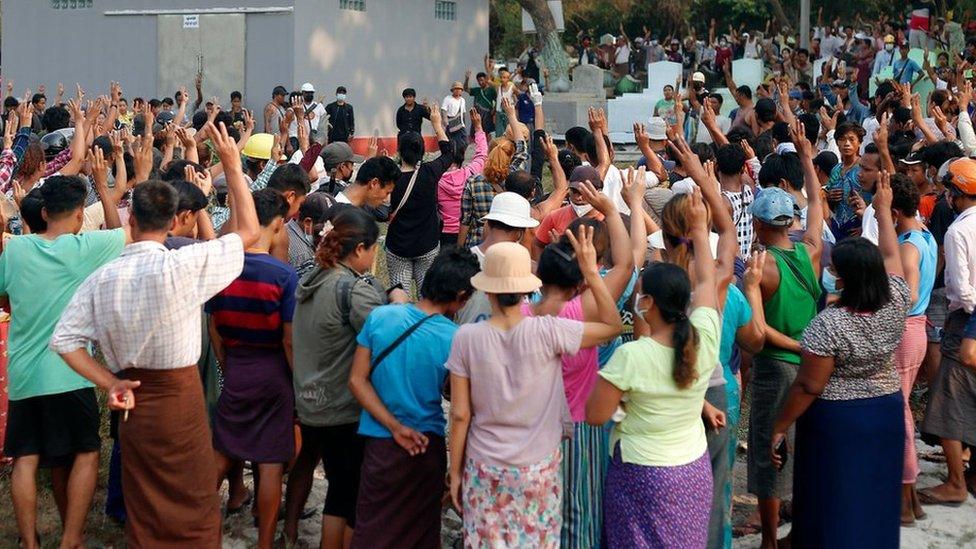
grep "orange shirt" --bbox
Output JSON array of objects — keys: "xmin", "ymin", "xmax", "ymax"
[{"xmin": 535, "ymin": 205, "xmax": 605, "ymax": 246}]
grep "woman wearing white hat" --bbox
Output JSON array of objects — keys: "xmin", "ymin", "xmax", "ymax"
[{"xmin": 446, "ymin": 227, "xmax": 623, "ymax": 548}]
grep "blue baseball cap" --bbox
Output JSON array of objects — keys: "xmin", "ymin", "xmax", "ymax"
[{"xmin": 749, "ymin": 187, "xmax": 797, "ymax": 226}]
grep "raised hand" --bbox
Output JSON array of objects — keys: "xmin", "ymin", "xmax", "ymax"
[
  {"xmin": 565, "ymin": 223, "xmax": 598, "ymax": 276},
  {"xmin": 873, "ymin": 111, "xmax": 889, "ymax": 146},
  {"xmin": 743, "ymin": 249, "xmax": 767, "ymax": 290},
  {"xmin": 90, "ymin": 146, "xmax": 110, "ymax": 194},
  {"xmin": 873, "ymin": 170, "xmax": 892, "ymax": 214},
  {"xmin": 633, "ymin": 122, "xmax": 650, "ymax": 149},
  {"xmin": 740, "ymin": 138, "xmax": 756, "ymax": 160},
  {"xmin": 209, "ymin": 121, "xmax": 241, "ymax": 170},
  {"xmin": 469, "ymin": 108, "xmax": 482, "ymax": 129},
  {"xmin": 529, "ymin": 82, "xmax": 543, "ymax": 106},
  {"xmin": 186, "ymin": 164, "xmax": 213, "ymax": 195},
  {"xmin": 540, "ymin": 133, "xmax": 558, "ymax": 159},
  {"xmin": 622, "ymin": 166, "xmax": 647, "ymax": 206},
  {"xmin": 790, "ymin": 119, "xmax": 813, "ymax": 158},
  {"xmin": 687, "ymin": 186, "xmax": 709, "ymax": 232},
  {"xmin": 576, "ymin": 180, "xmax": 615, "ymax": 215}
]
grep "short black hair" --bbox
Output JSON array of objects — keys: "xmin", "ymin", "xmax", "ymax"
[
  {"xmin": 160, "ymin": 159, "xmax": 206, "ymax": 182},
  {"xmin": 919, "ymin": 141, "xmax": 964, "ymax": 170},
  {"xmin": 504, "ymin": 170, "xmax": 535, "ymax": 199},
  {"xmin": 833, "ymin": 237, "xmax": 891, "ymax": 313},
  {"xmin": 397, "ymin": 131, "xmax": 425, "ymax": 166},
  {"xmin": 253, "ymin": 188, "xmax": 289, "ymax": 227},
  {"xmin": 558, "ymin": 149, "xmax": 582, "ymax": 176},
  {"xmin": 890, "ymin": 172, "xmax": 919, "ymax": 217},
  {"xmin": 813, "ymin": 150, "xmax": 839, "ymax": 174},
  {"xmin": 772, "ymin": 121, "xmax": 792, "ymax": 144},
  {"xmin": 336, "ymin": 86, "xmax": 347, "ymax": 94},
  {"xmin": 537, "ymin": 240, "xmax": 584, "ymax": 289},
  {"xmin": 268, "ymin": 163, "xmax": 311, "ymax": 196},
  {"xmin": 798, "ymin": 112, "xmax": 820, "ymax": 143},
  {"xmin": 230, "ymin": 91, "xmax": 242, "ymax": 101},
  {"xmin": 21, "ymin": 188, "xmax": 46, "ymax": 233},
  {"xmin": 402, "ymin": 88, "xmax": 416, "ymax": 98},
  {"xmin": 39, "ymin": 175, "xmax": 87, "ymax": 219},
  {"xmin": 690, "ymin": 142, "xmax": 716, "ymax": 164},
  {"xmin": 736, "ymin": 85, "xmax": 753, "ymax": 100},
  {"xmin": 758, "ymin": 152, "xmax": 803, "ymax": 190},
  {"xmin": 708, "ymin": 93, "xmax": 724, "ymax": 107},
  {"xmin": 4, "ymin": 96, "xmax": 19, "ymax": 110},
  {"xmin": 754, "ymin": 98, "xmax": 776, "ymax": 123},
  {"xmin": 273, "ymin": 86, "xmax": 288, "ymax": 97},
  {"xmin": 42, "ymin": 106, "xmax": 71, "ymax": 132},
  {"xmin": 355, "ymin": 156, "xmax": 400, "ymax": 187},
  {"xmin": 148, "ymin": 99, "xmax": 161, "ymax": 109},
  {"xmin": 131, "ymin": 180, "xmax": 179, "ymax": 232},
  {"xmin": 161, "ymin": 97, "xmax": 175, "ymax": 107},
  {"xmin": 725, "ymin": 126, "xmax": 755, "ymax": 145},
  {"xmin": 169, "ymin": 180, "xmax": 208, "ymax": 214},
  {"xmin": 31, "ymin": 93, "xmax": 46, "ymax": 105},
  {"xmin": 564, "ymin": 126, "xmax": 592, "ymax": 155},
  {"xmin": 476, "ymin": 72, "xmax": 488, "ymax": 79},
  {"xmin": 715, "ymin": 143, "xmax": 746, "ymax": 176},
  {"xmin": 834, "ymin": 122, "xmax": 866, "ymax": 142},
  {"xmin": 420, "ymin": 247, "xmax": 480, "ymax": 303}
]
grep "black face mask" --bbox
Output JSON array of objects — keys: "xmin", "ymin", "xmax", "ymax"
[{"xmin": 303, "ymin": 92, "xmax": 314, "ymax": 104}]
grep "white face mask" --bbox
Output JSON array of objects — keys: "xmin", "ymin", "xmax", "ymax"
[
  {"xmin": 822, "ymin": 267, "xmax": 841, "ymax": 295},
  {"xmin": 632, "ymin": 292, "xmax": 648, "ymax": 320},
  {"xmin": 571, "ymin": 202, "xmax": 593, "ymax": 217},
  {"xmin": 885, "ymin": 44, "xmax": 894, "ymax": 52},
  {"xmin": 336, "ymin": 93, "xmax": 347, "ymax": 101}
]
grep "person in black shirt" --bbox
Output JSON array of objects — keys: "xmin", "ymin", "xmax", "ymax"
[
  {"xmin": 385, "ymin": 106, "xmax": 454, "ymax": 297},
  {"xmin": 395, "ymin": 88, "xmax": 430, "ymax": 135},
  {"xmin": 325, "ymin": 86, "xmax": 355, "ymax": 143}
]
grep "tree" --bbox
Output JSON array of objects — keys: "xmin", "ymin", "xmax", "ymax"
[{"xmin": 517, "ymin": 0, "xmax": 571, "ymax": 91}]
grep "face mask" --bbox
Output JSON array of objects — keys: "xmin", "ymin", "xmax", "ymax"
[
  {"xmin": 571, "ymin": 202, "xmax": 593, "ymax": 217},
  {"xmin": 336, "ymin": 93, "xmax": 347, "ymax": 101},
  {"xmin": 822, "ymin": 268, "xmax": 841, "ymax": 295},
  {"xmin": 632, "ymin": 293, "xmax": 648, "ymax": 320},
  {"xmin": 885, "ymin": 44, "xmax": 894, "ymax": 52},
  {"xmin": 303, "ymin": 92, "xmax": 314, "ymax": 103}
]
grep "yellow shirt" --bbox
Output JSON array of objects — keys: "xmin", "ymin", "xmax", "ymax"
[{"xmin": 599, "ymin": 306, "xmax": 720, "ymax": 466}]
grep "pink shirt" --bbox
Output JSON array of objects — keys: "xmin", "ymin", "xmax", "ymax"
[
  {"xmin": 437, "ymin": 130, "xmax": 488, "ymax": 234},
  {"xmin": 446, "ymin": 315, "xmax": 583, "ymax": 467},
  {"xmin": 522, "ymin": 297, "xmax": 598, "ymax": 422}
]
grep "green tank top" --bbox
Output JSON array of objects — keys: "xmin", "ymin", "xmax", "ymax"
[{"xmin": 759, "ymin": 242, "xmax": 821, "ymax": 365}]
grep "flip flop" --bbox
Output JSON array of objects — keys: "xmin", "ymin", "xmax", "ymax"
[
  {"xmin": 917, "ymin": 488, "xmax": 967, "ymax": 507},
  {"xmin": 226, "ymin": 491, "xmax": 253, "ymax": 515}
]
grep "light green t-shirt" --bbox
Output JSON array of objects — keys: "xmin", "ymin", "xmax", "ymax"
[
  {"xmin": 599, "ymin": 306, "xmax": 720, "ymax": 467},
  {"xmin": 0, "ymin": 229, "xmax": 125, "ymax": 400}
]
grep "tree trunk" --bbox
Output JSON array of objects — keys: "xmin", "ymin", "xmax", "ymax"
[
  {"xmin": 517, "ymin": 0, "xmax": 571, "ymax": 92},
  {"xmin": 768, "ymin": 0, "xmax": 791, "ymax": 32}
]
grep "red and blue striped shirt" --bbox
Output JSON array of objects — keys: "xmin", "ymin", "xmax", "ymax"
[{"xmin": 206, "ymin": 252, "xmax": 298, "ymax": 348}]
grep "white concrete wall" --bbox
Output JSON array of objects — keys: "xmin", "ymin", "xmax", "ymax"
[{"xmin": 292, "ymin": 0, "xmax": 489, "ymax": 141}]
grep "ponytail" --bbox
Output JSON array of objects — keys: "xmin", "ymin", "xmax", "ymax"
[
  {"xmin": 667, "ymin": 311, "xmax": 700, "ymax": 389},
  {"xmin": 640, "ymin": 262, "xmax": 699, "ymax": 389}
]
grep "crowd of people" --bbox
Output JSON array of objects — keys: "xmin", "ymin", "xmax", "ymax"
[{"xmin": 4, "ymin": 4, "xmax": 976, "ymax": 549}]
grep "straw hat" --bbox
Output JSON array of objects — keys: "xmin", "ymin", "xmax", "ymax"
[{"xmin": 470, "ymin": 242, "xmax": 542, "ymax": 294}]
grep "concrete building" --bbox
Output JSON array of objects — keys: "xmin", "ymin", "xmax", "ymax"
[{"xmin": 1, "ymin": 0, "xmax": 488, "ymax": 147}]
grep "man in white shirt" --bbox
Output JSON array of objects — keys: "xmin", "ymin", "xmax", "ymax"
[
  {"xmin": 442, "ymin": 81, "xmax": 467, "ymax": 150},
  {"xmin": 696, "ymin": 94, "xmax": 732, "ymax": 145},
  {"xmin": 50, "ymin": 122, "xmax": 261, "ymax": 547},
  {"xmin": 918, "ymin": 158, "xmax": 976, "ymax": 506}
]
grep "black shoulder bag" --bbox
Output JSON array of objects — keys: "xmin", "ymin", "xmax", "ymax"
[{"xmin": 369, "ymin": 314, "xmax": 437, "ymax": 376}]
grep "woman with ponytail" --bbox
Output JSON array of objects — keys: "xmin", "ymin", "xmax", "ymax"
[
  {"xmin": 286, "ymin": 207, "xmax": 404, "ymax": 548},
  {"xmin": 586, "ymin": 187, "xmax": 722, "ymax": 547}
]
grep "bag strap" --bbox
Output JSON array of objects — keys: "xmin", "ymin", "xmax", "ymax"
[
  {"xmin": 370, "ymin": 314, "xmax": 437, "ymax": 376},
  {"xmin": 391, "ymin": 166, "xmax": 422, "ymax": 220},
  {"xmin": 768, "ymin": 246, "xmax": 818, "ymax": 301},
  {"xmin": 335, "ymin": 273, "xmax": 357, "ymax": 326}
]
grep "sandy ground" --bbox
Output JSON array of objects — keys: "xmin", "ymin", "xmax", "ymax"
[{"xmin": 1, "ymin": 436, "xmax": 974, "ymax": 547}]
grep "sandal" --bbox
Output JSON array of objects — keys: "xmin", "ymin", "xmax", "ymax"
[
  {"xmin": 917, "ymin": 488, "xmax": 967, "ymax": 507},
  {"xmin": 226, "ymin": 490, "xmax": 253, "ymax": 515}
]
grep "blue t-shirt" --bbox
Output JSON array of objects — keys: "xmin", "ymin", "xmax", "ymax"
[
  {"xmin": 356, "ymin": 304, "xmax": 458, "ymax": 438},
  {"xmin": 893, "ymin": 58, "xmax": 922, "ymax": 84},
  {"xmin": 899, "ymin": 229, "xmax": 938, "ymax": 316},
  {"xmin": 720, "ymin": 285, "xmax": 752, "ymax": 372}
]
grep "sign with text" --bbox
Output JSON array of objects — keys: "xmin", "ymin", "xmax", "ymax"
[{"xmin": 183, "ymin": 15, "xmax": 199, "ymax": 29}]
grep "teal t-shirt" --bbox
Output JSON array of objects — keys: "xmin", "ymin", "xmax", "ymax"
[
  {"xmin": 720, "ymin": 285, "xmax": 752, "ymax": 370},
  {"xmin": 0, "ymin": 229, "xmax": 125, "ymax": 400},
  {"xmin": 355, "ymin": 303, "xmax": 458, "ymax": 438}
]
